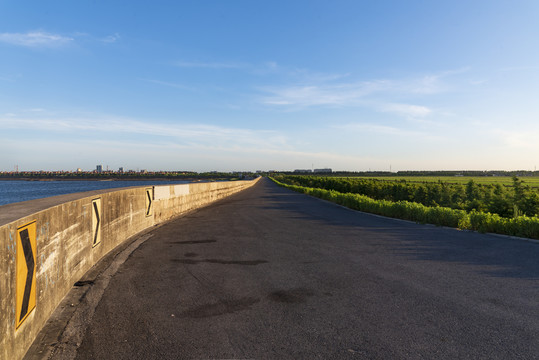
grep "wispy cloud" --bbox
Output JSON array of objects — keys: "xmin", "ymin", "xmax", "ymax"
[
  {"xmin": 101, "ymin": 33, "xmax": 120, "ymax": 43},
  {"xmin": 406, "ymin": 67, "xmax": 469, "ymax": 94},
  {"xmin": 257, "ymin": 68, "xmax": 469, "ymax": 119},
  {"xmin": 0, "ymin": 31, "xmax": 122, "ymax": 48},
  {"xmin": 469, "ymin": 79, "xmax": 488, "ymax": 86},
  {"xmin": 0, "ymin": 31, "xmax": 73, "ymax": 47},
  {"xmin": 142, "ymin": 79, "xmax": 193, "ymax": 90},
  {"xmin": 284, "ymin": 67, "xmax": 351, "ymax": 83},
  {"xmin": 173, "ymin": 60, "xmax": 285, "ymax": 75},
  {"xmin": 72, "ymin": 31, "xmax": 121, "ymax": 44},
  {"xmin": 2, "ymin": 114, "xmax": 373, "ymax": 170},
  {"xmin": 335, "ymin": 123, "xmax": 433, "ymax": 139},
  {"xmin": 378, "ymin": 103, "xmax": 432, "ymax": 117},
  {"xmin": 498, "ymin": 65, "xmax": 539, "ymax": 72},
  {"xmin": 260, "ymin": 81, "xmax": 433, "ymax": 119},
  {"xmin": 0, "ymin": 115, "xmax": 289, "ymax": 151},
  {"xmin": 174, "ymin": 61, "xmax": 245, "ymax": 69},
  {"xmin": 261, "ymin": 81, "xmax": 389, "ymax": 107}
]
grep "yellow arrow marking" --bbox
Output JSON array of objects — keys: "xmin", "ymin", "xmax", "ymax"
[
  {"xmin": 92, "ymin": 198, "xmax": 102, "ymax": 247},
  {"xmin": 145, "ymin": 188, "xmax": 153, "ymax": 217},
  {"xmin": 16, "ymin": 221, "xmax": 37, "ymax": 329}
]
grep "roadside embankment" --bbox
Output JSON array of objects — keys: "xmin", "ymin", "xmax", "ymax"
[{"xmin": 0, "ymin": 178, "xmax": 259, "ymax": 360}]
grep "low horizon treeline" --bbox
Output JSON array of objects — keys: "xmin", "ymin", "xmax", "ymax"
[
  {"xmin": 0, "ymin": 171, "xmax": 255, "ymax": 180},
  {"xmin": 276, "ymin": 170, "xmax": 539, "ymax": 177},
  {"xmin": 275, "ymin": 175, "xmax": 539, "ymax": 218}
]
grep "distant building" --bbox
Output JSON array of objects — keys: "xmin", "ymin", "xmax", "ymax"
[
  {"xmin": 294, "ymin": 169, "xmax": 312, "ymax": 173},
  {"xmin": 118, "ymin": 167, "xmax": 124, "ymax": 173},
  {"xmin": 96, "ymin": 165, "xmax": 103, "ymax": 173},
  {"xmin": 314, "ymin": 168, "xmax": 332, "ymax": 173},
  {"xmin": 77, "ymin": 168, "xmax": 82, "ymax": 173}
]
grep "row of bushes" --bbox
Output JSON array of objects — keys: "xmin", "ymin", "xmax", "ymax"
[
  {"xmin": 276, "ymin": 174, "xmax": 539, "ymax": 217},
  {"xmin": 271, "ymin": 178, "xmax": 539, "ymax": 240}
]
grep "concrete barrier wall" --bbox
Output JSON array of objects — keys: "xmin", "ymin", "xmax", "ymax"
[{"xmin": 0, "ymin": 178, "xmax": 259, "ymax": 360}]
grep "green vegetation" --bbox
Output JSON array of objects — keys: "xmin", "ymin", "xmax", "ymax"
[
  {"xmin": 344, "ymin": 176, "xmax": 539, "ymax": 188},
  {"xmin": 271, "ymin": 175, "xmax": 539, "ymax": 240},
  {"xmin": 274, "ymin": 175, "xmax": 539, "ymax": 217}
]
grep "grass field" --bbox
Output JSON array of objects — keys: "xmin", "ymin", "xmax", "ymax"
[{"xmin": 344, "ymin": 176, "xmax": 539, "ymax": 188}]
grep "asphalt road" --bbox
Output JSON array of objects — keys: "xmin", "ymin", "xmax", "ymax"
[{"xmin": 53, "ymin": 178, "xmax": 539, "ymax": 359}]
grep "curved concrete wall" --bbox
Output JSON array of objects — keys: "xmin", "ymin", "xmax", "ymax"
[{"xmin": 0, "ymin": 178, "xmax": 259, "ymax": 360}]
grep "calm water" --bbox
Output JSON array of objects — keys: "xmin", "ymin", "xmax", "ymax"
[{"xmin": 0, "ymin": 180, "xmax": 190, "ymax": 206}]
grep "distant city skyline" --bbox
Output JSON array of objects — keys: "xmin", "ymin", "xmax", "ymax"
[{"xmin": 1, "ymin": 1, "xmax": 539, "ymax": 172}]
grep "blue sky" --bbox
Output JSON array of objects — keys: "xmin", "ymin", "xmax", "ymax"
[{"xmin": 1, "ymin": 0, "xmax": 538, "ymax": 172}]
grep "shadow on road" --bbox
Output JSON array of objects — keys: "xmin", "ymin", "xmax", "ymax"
[{"xmin": 263, "ymin": 180, "xmax": 539, "ymax": 281}]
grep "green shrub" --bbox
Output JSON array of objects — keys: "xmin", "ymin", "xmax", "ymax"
[{"xmin": 270, "ymin": 177, "xmax": 539, "ymax": 240}]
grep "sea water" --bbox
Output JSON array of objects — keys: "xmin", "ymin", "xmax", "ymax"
[{"xmin": 0, "ymin": 180, "xmax": 190, "ymax": 206}]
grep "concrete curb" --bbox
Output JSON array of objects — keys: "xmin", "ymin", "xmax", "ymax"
[{"xmin": 23, "ymin": 229, "xmax": 155, "ymax": 360}]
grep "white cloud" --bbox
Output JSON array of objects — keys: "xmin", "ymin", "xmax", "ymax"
[
  {"xmin": 259, "ymin": 67, "xmax": 468, "ymax": 112},
  {"xmin": 469, "ymin": 79, "xmax": 488, "ymax": 86},
  {"xmin": 253, "ymin": 68, "xmax": 478, "ymax": 133},
  {"xmin": 0, "ymin": 133, "xmax": 371, "ymax": 172},
  {"xmin": 0, "ymin": 114, "xmax": 377, "ymax": 171},
  {"xmin": 261, "ymin": 81, "xmax": 389, "ymax": 107},
  {"xmin": 379, "ymin": 103, "xmax": 432, "ymax": 117},
  {"xmin": 0, "ymin": 115, "xmax": 289, "ymax": 150},
  {"xmin": 0, "ymin": 31, "xmax": 73, "ymax": 47},
  {"xmin": 260, "ymin": 82, "xmax": 433, "ymax": 119},
  {"xmin": 407, "ymin": 67, "xmax": 469, "ymax": 94},
  {"xmin": 498, "ymin": 65, "xmax": 539, "ymax": 72},
  {"xmin": 335, "ymin": 123, "xmax": 432, "ymax": 139},
  {"xmin": 70, "ymin": 32, "xmax": 121, "ymax": 44}
]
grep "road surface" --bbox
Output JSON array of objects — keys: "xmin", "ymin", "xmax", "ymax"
[{"xmin": 43, "ymin": 178, "xmax": 539, "ymax": 359}]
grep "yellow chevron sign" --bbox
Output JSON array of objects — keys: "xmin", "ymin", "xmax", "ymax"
[
  {"xmin": 16, "ymin": 221, "xmax": 37, "ymax": 329},
  {"xmin": 145, "ymin": 188, "xmax": 153, "ymax": 217},
  {"xmin": 92, "ymin": 198, "xmax": 102, "ymax": 247}
]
